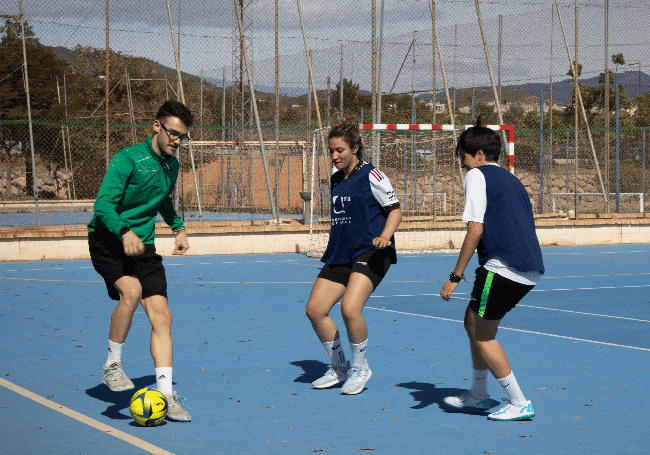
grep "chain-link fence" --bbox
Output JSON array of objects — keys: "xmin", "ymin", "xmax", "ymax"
[{"xmin": 1, "ymin": 1, "xmax": 649, "ymax": 227}]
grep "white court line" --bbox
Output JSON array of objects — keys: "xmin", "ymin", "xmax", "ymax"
[
  {"xmin": 0, "ymin": 378, "xmax": 174, "ymax": 455},
  {"xmin": 516, "ymin": 304, "xmax": 650, "ymax": 323},
  {"xmin": 3, "ymin": 266, "xmax": 94, "ymax": 272},
  {"xmin": 365, "ymin": 306, "xmax": 650, "ymax": 351},
  {"xmin": 370, "ymin": 290, "xmax": 650, "ymax": 322}
]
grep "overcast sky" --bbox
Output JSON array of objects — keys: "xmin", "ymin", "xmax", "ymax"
[{"xmin": 5, "ymin": 1, "xmax": 648, "ymax": 95}]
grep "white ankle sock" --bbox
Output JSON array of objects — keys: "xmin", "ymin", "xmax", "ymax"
[
  {"xmin": 497, "ymin": 371, "xmax": 527, "ymax": 406},
  {"xmin": 105, "ymin": 340, "xmax": 123, "ymax": 367},
  {"xmin": 156, "ymin": 367, "xmax": 173, "ymax": 395},
  {"xmin": 322, "ymin": 338, "xmax": 346, "ymax": 366},
  {"xmin": 470, "ymin": 368, "xmax": 489, "ymax": 399},
  {"xmin": 350, "ymin": 339, "xmax": 368, "ymax": 367}
]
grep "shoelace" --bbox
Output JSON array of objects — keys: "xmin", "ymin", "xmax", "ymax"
[
  {"xmin": 169, "ymin": 394, "xmax": 192, "ymax": 410},
  {"xmin": 106, "ymin": 364, "xmax": 125, "ymax": 379}
]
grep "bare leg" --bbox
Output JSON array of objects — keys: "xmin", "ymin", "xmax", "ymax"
[
  {"xmin": 340, "ymin": 272, "xmax": 375, "ymax": 344},
  {"xmin": 464, "ymin": 304, "xmax": 511, "ymax": 379},
  {"xmin": 109, "ymin": 276, "xmax": 143, "ymax": 344},
  {"xmin": 305, "ymin": 278, "xmax": 346, "ymax": 343},
  {"xmin": 140, "ymin": 295, "xmax": 173, "ymax": 368}
]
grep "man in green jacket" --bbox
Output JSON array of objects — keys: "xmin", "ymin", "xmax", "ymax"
[{"xmin": 88, "ymin": 100, "xmax": 192, "ymax": 422}]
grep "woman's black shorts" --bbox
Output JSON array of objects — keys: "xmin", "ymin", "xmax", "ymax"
[
  {"xmin": 88, "ymin": 232, "xmax": 167, "ymax": 301},
  {"xmin": 317, "ymin": 247, "xmax": 393, "ymax": 289}
]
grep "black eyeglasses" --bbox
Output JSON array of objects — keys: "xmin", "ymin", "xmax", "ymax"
[{"xmin": 159, "ymin": 122, "xmax": 190, "ymax": 145}]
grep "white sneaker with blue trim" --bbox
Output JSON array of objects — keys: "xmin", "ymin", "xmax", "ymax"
[
  {"xmin": 341, "ymin": 364, "xmax": 372, "ymax": 395},
  {"xmin": 487, "ymin": 400, "xmax": 535, "ymax": 421}
]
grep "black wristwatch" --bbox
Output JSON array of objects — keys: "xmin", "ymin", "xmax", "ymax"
[
  {"xmin": 120, "ymin": 226, "xmax": 131, "ymax": 236},
  {"xmin": 449, "ymin": 271, "xmax": 466, "ymax": 283}
]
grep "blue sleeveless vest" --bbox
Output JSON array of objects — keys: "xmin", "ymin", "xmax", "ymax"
[
  {"xmin": 321, "ymin": 163, "xmax": 396, "ymax": 264},
  {"xmin": 476, "ymin": 165, "xmax": 544, "ymax": 274}
]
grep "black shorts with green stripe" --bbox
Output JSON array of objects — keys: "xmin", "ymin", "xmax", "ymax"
[{"xmin": 468, "ymin": 266, "xmax": 535, "ymax": 320}]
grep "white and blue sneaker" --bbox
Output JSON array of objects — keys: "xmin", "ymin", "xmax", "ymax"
[
  {"xmin": 487, "ymin": 400, "xmax": 535, "ymax": 421},
  {"xmin": 341, "ymin": 364, "xmax": 372, "ymax": 395},
  {"xmin": 312, "ymin": 362, "xmax": 350, "ymax": 389},
  {"xmin": 443, "ymin": 392, "xmax": 493, "ymax": 410}
]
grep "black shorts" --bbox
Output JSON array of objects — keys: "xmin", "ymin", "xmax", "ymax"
[
  {"xmin": 468, "ymin": 266, "xmax": 535, "ymax": 320},
  {"xmin": 317, "ymin": 247, "xmax": 393, "ymax": 289},
  {"xmin": 88, "ymin": 232, "xmax": 167, "ymax": 301}
]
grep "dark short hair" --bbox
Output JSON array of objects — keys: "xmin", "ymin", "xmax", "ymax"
[
  {"xmin": 455, "ymin": 117, "xmax": 501, "ymax": 162},
  {"xmin": 328, "ymin": 118, "xmax": 363, "ymax": 159},
  {"xmin": 156, "ymin": 100, "xmax": 194, "ymax": 128}
]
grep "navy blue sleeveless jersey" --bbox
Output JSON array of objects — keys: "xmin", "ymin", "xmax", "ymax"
[
  {"xmin": 476, "ymin": 165, "xmax": 545, "ymax": 274},
  {"xmin": 321, "ymin": 162, "xmax": 399, "ymax": 264}
]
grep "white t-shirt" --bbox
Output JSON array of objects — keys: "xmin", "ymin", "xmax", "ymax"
[{"xmin": 463, "ymin": 164, "xmax": 541, "ymax": 286}]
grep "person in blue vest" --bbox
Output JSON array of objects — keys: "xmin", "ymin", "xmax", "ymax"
[
  {"xmin": 305, "ymin": 118, "xmax": 402, "ymax": 395},
  {"xmin": 440, "ymin": 119, "xmax": 544, "ymax": 421}
]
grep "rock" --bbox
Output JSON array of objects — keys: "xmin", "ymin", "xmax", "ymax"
[
  {"xmin": 41, "ymin": 174, "xmax": 55, "ymax": 185},
  {"xmin": 12, "ymin": 176, "xmax": 26, "ymax": 189}
]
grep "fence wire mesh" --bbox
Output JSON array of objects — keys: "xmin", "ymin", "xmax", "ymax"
[{"xmin": 1, "ymin": 1, "xmax": 650, "ymax": 227}]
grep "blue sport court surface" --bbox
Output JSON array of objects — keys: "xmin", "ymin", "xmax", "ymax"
[{"xmin": 1, "ymin": 245, "xmax": 648, "ymax": 454}]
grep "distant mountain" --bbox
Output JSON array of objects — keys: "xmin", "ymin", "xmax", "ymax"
[
  {"xmin": 503, "ymin": 71, "xmax": 650, "ymax": 103},
  {"xmin": 421, "ymin": 70, "xmax": 649, "ymax": 105}
]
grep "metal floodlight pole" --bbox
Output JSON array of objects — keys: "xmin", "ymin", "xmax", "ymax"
[
  {"xmin": 63, "ymin": 73, "xmax": 76, "ymax": 199},
  {"xmin": 553, "ymin": 0, "xmax": 608, "ymax": 208},
  {"xmin": 605, "ymin": 0, "xmax": 610, "ymax": 212},
  {"xmin": 377, "ymin": 0, "xmax": 385, "ymax": 126},
  {"xmin": 427, "ymin": 1, "xmax": 459, "ymax": 185},
  {"xmin": 339, "ymin": 43, "xmax": 344, "ymax": 121},
  {"xmin": 371, "ymin": 0, "xmax": 378, "ymax": 164},
  {"xmin": 105, "ymin": 0, "xmax": 110, "ymax": 170},
  {"xmin": 296, "ymin": 0, "xmax": 328, "ymax": 164},
  {"xmin": 234, "ymin": 0, "xmax": 279, "ymax": 221},
  {"xmin": 56, "ymin": 76, "xmax": 71, "ymax": 200},
  {"xmin": 473, "ymin": 0, "xmax": 504, "ymax": 127},
  {"xmin": 14, "ymin": 2, "xmax": 40, "ymax": 225},
  {"xmin": 165, "ymin": 0, "xmax": 203, "ymax": 220},
  {"xmin": 275, "ymin": 0, "xmax": 280, "ymax": 209},
  {"xmin": 125, "ymin": 69, "xmax": 136, "ymax": 144}
]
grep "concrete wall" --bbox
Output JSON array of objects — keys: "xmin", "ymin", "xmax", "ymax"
[{"xmin": 2, "ymin": 215, "xmax": 650, "ymax": 262}]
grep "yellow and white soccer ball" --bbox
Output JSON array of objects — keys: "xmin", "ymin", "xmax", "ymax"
[{"xmin": 129, "ymin": 387, "xmax": 168, "ymax": 426}]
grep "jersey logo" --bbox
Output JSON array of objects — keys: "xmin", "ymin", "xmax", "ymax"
[{"xmin": 332, "ymin": 195, "xmax": 351, "ymax": 214}]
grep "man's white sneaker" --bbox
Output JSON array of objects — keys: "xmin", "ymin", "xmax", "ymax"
[
  {"xmin": 102, "ymin": 361, "xmax": 134, "ymax": 392},
  {"xmin": 487, "ymin": 400, "xmax": 535, "ymax": 421},
  {"xmin": 341, "ymin": 364, "xmax": 372, "ymax": 395},
  {"xmin": 312, "ymin": 362, "xmax": 350, "ymax": 389},
  {"xmin": 165, "ymin": 391, "xmax": 191, "ymax": 422},
  {"xmin": 443, "ymin": 393, "xmax": 493, "ymax": 410}
]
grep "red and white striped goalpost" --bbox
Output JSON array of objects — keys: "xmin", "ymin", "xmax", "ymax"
[{"xmin": 359, "ymin": 124, "xmax": 516, "ymax": 174}]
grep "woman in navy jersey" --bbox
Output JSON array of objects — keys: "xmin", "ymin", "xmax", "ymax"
[{"xmin": 305, "ymin": 118, "xmax": 402, "ymax": 395}]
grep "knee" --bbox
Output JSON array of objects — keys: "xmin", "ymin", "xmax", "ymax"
[
  {"xmin": 149, "ymin": 305, "xmax": 172, "ymax": 331},
  {"xmin": 340, "ymin": 304, "xmax": 361, "ymax": 323},
  {"xmin": 305, "ymin": 303, "xmax": 326, "ymax": 322},
  {"xmin": 118, "ymin": 285, "xmax": 142, "ymax": 307}
]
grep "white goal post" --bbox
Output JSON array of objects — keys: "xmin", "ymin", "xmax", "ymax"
[{"xmin": 306, "ymin": 124, "xmax": 515, "ymax": 256}]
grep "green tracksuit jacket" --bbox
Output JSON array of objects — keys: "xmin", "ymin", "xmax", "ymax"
[{"xmin": 87, "ymin": 135, "xmax": 185, "ymax": 244}]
